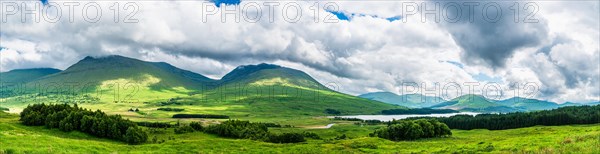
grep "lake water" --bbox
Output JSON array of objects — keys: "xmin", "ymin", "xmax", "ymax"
[{"xmin": 331, "ymin": 112, "xmax": 480, "ymax": 121}]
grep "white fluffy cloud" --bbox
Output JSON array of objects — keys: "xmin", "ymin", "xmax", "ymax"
[{"xmin": 0, "ymin": 0, "xmax": 598, "ymax": 103}]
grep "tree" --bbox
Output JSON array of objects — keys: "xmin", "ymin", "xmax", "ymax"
[
  {"xmin": 373, "ymin": 119, "xmax": 452, "ymax": 141},
  {"xmin": 20, "ymin": 104, "xmax": 148, "ymax": 145},
  {"xmin": 125, "ymin": 127, "xmax": 148, "ymax": 144},
  {"xmin": 415, "ymin": 119, "xmax": 435, "ymax": 138}
]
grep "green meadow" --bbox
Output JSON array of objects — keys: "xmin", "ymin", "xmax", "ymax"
[{"xmin": 1, "ymin": 111, "xmax": 599, "ymax": 153}]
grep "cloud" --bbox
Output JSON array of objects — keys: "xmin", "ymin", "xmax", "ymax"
[
  {"xmin": 437, "ymin": 1, "xmax": 549, "ymax": 68},
  {"xmin": 0, "ymin": 0, "xmax": 598, "ymax": 103}
]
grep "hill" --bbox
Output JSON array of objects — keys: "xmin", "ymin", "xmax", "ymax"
[
  {"xmin": 358, "ymin": 92, "xmax": 445, "ymax": 108},
  {"xmin": 0, "ymin": 55, "xmax": 399, "ymax": 118},
  {"xmin": 496, "ymin": 97, "xmax": 560, "ymax": 111},
  {"xmin": 218, "ymin": 63, "xmax": 326, "ymax": 89},
  {"xmin": 433, "ymin": 94, "xmax": 517, "ymax": 113},
  {"xmin": 0, "ymin": 68, "xmax": 61, "ymax": 83},
  {"xmin": 33, "ymin": 55, "xmax": 215, "ymax": 89},
  {"xmin": 174, "ymin": 64, "xmax": 400, "ymax": 118}
]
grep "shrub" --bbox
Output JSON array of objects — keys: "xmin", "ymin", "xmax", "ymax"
[
  {"xmin": 302, "ymin": 131, "xmax": 321, "ymax": 139},
  {"xmin": 325, "ymin": 109, "xmax": 341, "ymax": 115},
  {"xmin": 267, "ymin": 133, "xmax": 306, "ymax": 143},
  {"xmin": 172, "ymin": 114, "xmax": 229, "ymax": 119},
  {"xmin": 203, "ymin": 120, "xmax": 307, "ymax": 143},
  {"xmin": 189, "ymin": 122, "xmax": 203, "ymax": 131},
  {"xmin": 157, "ymin": 108, "xmax": 185, "ymax": 112},
  {"xmin": 136, "ymin": 121, "xmax": 173, "ymax": 128},
  {"xmin": 174, "ymin": 125, "xmax": 195, "ymax": 134},
  {"xmin": 373, "ymin": 119, "xmax": 451, "ymax": 141},
  {"xmin": 204, "ymin": 120, "xmax": 268, "ymax": 139},
  {"xmin": 125, "ymin": 127, "xmax": 148, "ymax": 144}
]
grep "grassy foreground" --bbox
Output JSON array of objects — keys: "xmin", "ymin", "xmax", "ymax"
[{"xmin": 1, "ymin": 112, "xmax": 599, "ymax": 154}]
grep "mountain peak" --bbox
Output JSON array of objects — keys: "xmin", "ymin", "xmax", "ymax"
[
  {"xmin": 234, "ymin": 63, "xmax": 281, "ymax": 71},
  {"xmin": 220, "ymin": 63, "xmax": 324, "ymax": 89},
  {"xmin": 80, "ymin": 55, "xmax": 136, "ymax": 62}
]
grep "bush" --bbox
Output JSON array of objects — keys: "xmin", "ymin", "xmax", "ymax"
[
  {"xmin": 189, "ymin": 122, "xmax": 203, "ymax": 131},
  {"xmin": 302, "ymin": 131, "xmax": 321, "ymax": 139},
  {"xmin": 172, "ymin": 114, "xmax": 229, "ymax": 119},
  {"xmin": 267, "ymin": 133, "xmax": 306, "ymax": 143},
  {"xmin": 136, "ymin": 121, "xmax": 173, "ymax": 128},
  {"xmin": 325, "ymin": 109, "xmax": 341, "ymax": 115},
  {"xmin": 174, "ymin": 125, "xmax": 195, "ymax": 134},
  {"xmin": 372, "ymin": 119, "xmax": 451, "ymax": 141},
  {"xmin": 203, "ymin": 120, "xmax": 307, "ymax": 143},
  {"xmin": 125, "ymin": 127, "xmax": 148, "ymax": 144},
  {"xmin": 157, "ymin": 108, "xmax": 185, "ymax": 112},
  {"xmin": 204, "ymin": 120, "xmax": 268, "ymax": 139}
]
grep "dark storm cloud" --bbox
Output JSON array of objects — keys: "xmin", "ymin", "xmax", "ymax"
[{"xmin": 438, "ymin": 1, "xmax": 549, "ymax": 68}]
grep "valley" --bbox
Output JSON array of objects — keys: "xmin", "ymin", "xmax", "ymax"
[{"xmin": 0, "ymin": 55, "xmax": 599, "ymax": 153}]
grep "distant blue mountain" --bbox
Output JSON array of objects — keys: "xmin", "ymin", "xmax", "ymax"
[
  {"xmin": 358, "ymin": 92, "xmax": 446, "ymax": 108},
  {"xmin": 496, "ymin": 97, "xmax": 560, "ymax": 111}
]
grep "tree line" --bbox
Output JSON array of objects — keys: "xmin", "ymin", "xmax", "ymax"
[
  {"xmin": 157, "ymin": 108, "xmax": 185, "ymax": 112},
  {"xmin": 196, "ymin": 120, "xmax": 317, "ymax": 143},
  {"xmin": 20, "ymin": 104, "xmax": 148, "ymax": 144},
  {"xmin": 370, "ymin": 119, "xmax": 452, "ymax": 141},
  {"xmin": 433, "ymin": 105, "xmax": 600, "ymax": 130}
]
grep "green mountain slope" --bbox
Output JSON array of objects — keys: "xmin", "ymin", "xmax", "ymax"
[
  {"xmin": 33, "ymin": 55, "xmax": 215, "ymax": 90},
  {"xmin": 358, "ymin": 92, "xmax": 445, "ymax": 108},
  {"xmin": 0, "ymin": 68, "xmax": 61, "ymax": 83},
  {"xmin": 189, "ymin": 64, "xmax": 400, "ymax": 117},
  {"xmin": 219, "ymin": 63, "xmax": 326, "ymax": 89},
  {"xmin": 0, "ymin": 55, "xmax": 399, "ymax": 117}
]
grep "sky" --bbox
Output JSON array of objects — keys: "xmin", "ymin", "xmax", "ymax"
[{"xmin": 0, "ymin": 0, "xmax": 599, "ymax": 103}]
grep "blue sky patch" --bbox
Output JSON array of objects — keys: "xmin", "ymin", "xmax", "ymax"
[
  {"xmin": 212, "ymin": 0, "xmax": 241, "ymax": 7},
  {"xmin": 40, "ymin": 0, "xmax": 48, "ymax": 5},
  {"xmin": 472, "ymin": 73, "xmax": 502, "ymax": 83},
  {"xmin": 385, "ymin": 16, "xmax": 401, "ymax": 22},
  {"xmin": 445, "ymin": 61, "xmax": 464, "ymax": 69},
  {"xmin": 327, "ymin": 10, "xmax": 350, "ymax": 21},
  {"xmin": 327, "ymin": 10, "xmax": 400, "ymax": 22}
]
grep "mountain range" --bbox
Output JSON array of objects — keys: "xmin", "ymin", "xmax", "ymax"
[
  {"xmin": 1, "ymin": 55, "xmax": 596, "ymax": 115},
  {"xmin": 359, "ymin": 92, "xmax": 596, "ymax": 113},
  {"xmin": 0, "ymin": 55, "xmax": 399, "ymax": 116}
]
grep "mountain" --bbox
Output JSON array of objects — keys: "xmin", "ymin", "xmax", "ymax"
[
  {"xmin": 587, "ymin": 101, "xmax": 600, "ymax": 105},
  {"xmin": 358, "ymin": 92, "xmax": 445, "ymax": 108},
  {"xmin": 0, "ymin": 55, "xmax": 400, "ymax": 117},
  {"xmin": 433, "ymin": 94, "xmax": 517, "ymax": 113},
  {"xmin": 219, "ymin": 63, "xmax": 326, "ymax": 89},
  {"xmin": 32, "ymin": 55, "xmax": 215, "ymax": 90},
  {"xmin": 559, "ymin": 102, "xmax": 586, "ymax": 107},
  {"xmin": 497, "ymin": 97, "xmax": 560, "ymax": 111},
  {"xmin": 0, "ymin": 68, "xmax": 61, "ymax": 83},
  {"xmin": 196, "ymin": 63, "xmax": 399, "ymax": 117}
]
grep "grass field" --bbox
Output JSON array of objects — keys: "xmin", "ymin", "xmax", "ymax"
[{"xmin": 1, "ymin": 111, "xmax": 598, "ymax": 154}]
